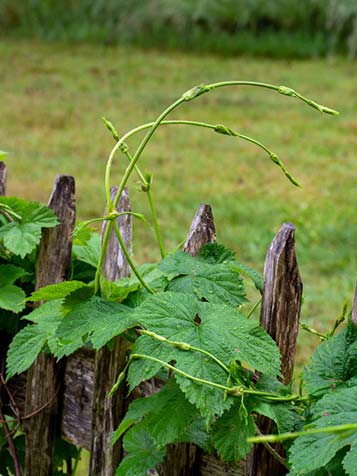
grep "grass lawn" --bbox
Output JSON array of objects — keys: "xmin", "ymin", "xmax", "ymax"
[{"xmin": 0, "ymin": 38, "xmax": 356, "ymax": 367}]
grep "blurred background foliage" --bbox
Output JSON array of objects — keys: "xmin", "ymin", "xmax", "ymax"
[{"xmin": 0, "ymin": 0, "xmax": 356, "ymax": 58}]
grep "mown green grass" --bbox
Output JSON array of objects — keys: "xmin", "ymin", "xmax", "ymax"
[{"xmin": 0, "ymin": 39, "xmax": 356, "ymax": 369}]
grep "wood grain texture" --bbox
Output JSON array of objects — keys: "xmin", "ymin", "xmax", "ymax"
[
  {"xmin": 0, "ymin": 161, "xmax": 6, "ymax": 195},
  {"xmin": 61, "ymin": 348, "xmax": 95, "ymax": 450},
  {"xmin": 25, "ymin": 175, "xmax": 75, "ymax": 476},
  {"xmin": 247, "ymin": 223, "xmax": 302, "ymax": 476},
  {"xmin": 183, "ymin": 204, "xmax": 216, "ymax": 256},
  {"xmin": 159, "ymin": 204, "xmax": 216, "ymax": 476},
  {"xmin": 89, "ymin": 187, "xmax": 132, "ymax": 476}
]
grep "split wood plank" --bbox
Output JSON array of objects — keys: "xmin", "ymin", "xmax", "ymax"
[
  {"xmin": 89, "ymin": 187, "xmax": 132, "ymax": 476},
  {"xmin": 24, "ymin": 175, "xmax": 75, "ymax": 476},
  {"xmin": 247, "ymin": 222, "xmax": 303, "ymax": 476}
]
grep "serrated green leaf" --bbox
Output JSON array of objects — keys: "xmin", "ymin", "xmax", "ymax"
[
  {"xmin": 116, "ymin": 424, "xmax": 166, "ymax": 476},
  {"xmin": 134, "ymin": 292, "xmax": 280, "ymax": 375},
  {"xmin": 212, "ymin": 401, "xmax": 254, "ymax": 462},
  {"xmin": 130, "ymin": 292, "xmax": 280, "ymax": 420},
  {"xmin": 72, "ymin": 232, "xmax": 100, "ymax": 268},
  {"xmin": 197, "ymin": 242, "xmax": 235, "ymax": 264},
  {"xmin": 54, "ymin": 296, "xmax": 136, "ymax": 358},
  {"xmin": 342, "ymin": 444, "xmax": 357, "ymax": 476},
  {"xmin": 28, "ymin": 281, "xmax": 92, "ymax": 302},
  {"xmin": 289, "ymin": 387, "xmax": 357, "ymax": 475},
  {"xmin": 304, "ymin": 319, "xmax": 357, "ymax": 397},
  {"xmin": 159, "ymin": 251, "xmax": 247, "ymax": 306},
  {"xmin": 6, "ymin": 301, "xmax": 63, "ymax": 378},
  {"xmin": 6, "ymin": 326, "xmax": 48, "ymax": 379},
  {"xmin": 0, "ymin": 197, "xmax": 58, "ymax": 257}
]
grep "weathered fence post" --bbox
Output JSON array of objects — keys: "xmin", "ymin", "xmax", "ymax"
[
  {"xmin": 0, "ymin": 161, "xmax": 6, "ymax": 196},
  {"xmin": 158, "ymin": 204, "xmax": 216, "ymax": 476},
  {"xmin": 89, "ymin": 188, "xmax": 131, "ymax": 476},
  {"xmin": 247, "ymin": 222, "xmax": 303, "ymax": 476},
  {"xmin": 24, "ymin": 175, "xmax": 75, "ymax": 476}
]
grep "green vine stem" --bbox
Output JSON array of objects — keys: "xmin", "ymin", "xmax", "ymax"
[
  {"xmin": 131, "ymin": 353, "xmax": 231, "ymax": 392},
  {"xmin": 139, "ymin": 329, "xmax": 230, "ymax": 374},
  {"xmin": 246, "ymin": 298, "xmax": 262, "ymax": 319},
  {"xmin": 248, "ymin": 422, "xmax": 357, "ymax": 444},
  {"xmin": 96, "ymin": 81, "xmax": 338, "ymax": 293},
  {"xmin": 112, "ymin": 220, "xmax": 154, "ymax": 294}
]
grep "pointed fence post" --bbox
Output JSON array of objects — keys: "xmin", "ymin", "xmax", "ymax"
[
  {"xmin": 247, "ymin": 223, "xmax": 303, "ymax": 476},
  {"xmin": 24, "ymin": 175, "xmax": 76, "ymax": 476},
  {"xmin": 158, "ymin": 204, "xmax": 216, "ymax": 476},
  {"xmin": 89, "ymin": 187, "xmax": 132, "ymax": 476}
]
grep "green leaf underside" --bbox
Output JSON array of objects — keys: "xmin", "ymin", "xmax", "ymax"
[
  {"xmin": 0, "ymin": 197, "xmax": 58, "ymax": 257},
  {"xmin": 289, "ymin": 387, "xmax": 357, "ymax": 475},
  {"xmin": 253, "ymin": 400, "xmax": 299, "ymax": 434},
  {"xmin": 6, "ymin": 301, "xmax": 63, "ymax": 379},
  {"xmin": 113, "ymin": 380, "xmax": 198, "ymax": 447},
  {"xmin": 212, "ymin": 401, "xmax": 255, "ymax": 462},
  {"xmin": 116, "ymin": 424, "xmax": 166, "ymax": 476},
  {"xmin": 54, "ymin": 296, "xmax": 136, "ymax": 358},
  {"xmin": 304, "ymin": 319, "xmax": 357, "ymax": 397},
  {"xmin": 158, "ymin": 251, "xmax": 247, "ymax": 306},
  {"xmin": 0, "ymin": 264, "xmax": 28, "ymax": 312},
  {"xmin": 28, "ymin": 281, "xmax": 92, "ymax": 302},
  {"xmin": 72, "ymin": 232, "xmax": 100, "ymax": 268}
]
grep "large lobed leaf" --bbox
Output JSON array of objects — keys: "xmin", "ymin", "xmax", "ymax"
[
  {"xmin": 53, "ymin": 296, "xmax": 137, "ymax": 358},
  {"xmin": 6, "ymin": 296, "xmax": 137, "ymax": 377},
  {"xmin": 288, "ymin": 386, "xmax": 357, "ymax": 476},
  {"xmin": 158, "ymin": 250, "xmax": 247, "ymax": 306},
  {"xmin": 115, "ymin": 424, "xmax": 167, "ymax": 476},
  {"xmin": 0, "ymin": 197, "xmax": 58, "ymax": 258},
  {"xmin": 304, "ymin": 317, "xmax": 357, "ymax": 397},
  {"xmin": 129, "ymin": 292, "xmax": 280, "ymax": 420}
]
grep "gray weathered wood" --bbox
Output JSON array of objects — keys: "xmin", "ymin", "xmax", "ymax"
[
  {"xmin": 159, "ymin": 204, "xmax": 216, "ymax": 476},
  {"xmin": 352, "ymin": 278, "xmax": 357, "ymax": 326},
  {"xmin": 89, "ymin": 187, "xmax": 132, "ymax": 476},
  {"xmin": 61, "ymin": 348, "xmax": 95, "ymax": 450},
  {"xmin": 25, "ymin": 175, "xmax": 75, "ymax": 476},
  {"xmin": 0, "ymin": 161, "xmax": 6, "ymax": 195},
  {"xmin": 183, "ymin": 204, "xmax": 216, "ymax": 256},
  {"xmin": 247, "ymin": 223, "xmax": 302, "ymax": 476}
]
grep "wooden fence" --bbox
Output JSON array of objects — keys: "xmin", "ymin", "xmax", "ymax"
[{"xmin": 1, "ymin": 164, "xmax": 354, "ymax": 475}]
